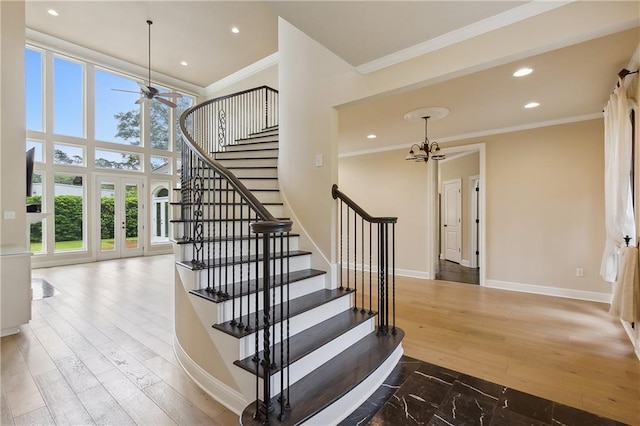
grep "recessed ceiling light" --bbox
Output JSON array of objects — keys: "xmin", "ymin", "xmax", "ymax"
[
  {"xmin": 367, "ymin": 134, "xmax": 377, "ymax": 139},
  {"xmin": 524, "ymin": 102, "xmax": 540, "ymax": 109},
  {"xmin": 231, "ymin": 27, "xmax": 240, "ymax": 34},
  {"xmin": 180, "ymin": 61, "xmax": 188, "ymax": 66},
  {"xmin": 47, "ymin": 9, "xmax": 59, "ymax": 16},
  {"xmin": 513, "ymin": 67, "xmax": 533, "ymax": 77}
]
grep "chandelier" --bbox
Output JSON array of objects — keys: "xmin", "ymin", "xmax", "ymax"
[{"xmin": 404, "ymin": 107, "xmax": 449, "ymax": 163}]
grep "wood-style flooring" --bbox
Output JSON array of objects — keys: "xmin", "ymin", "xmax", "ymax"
[
  {"xmin": 1, "ymin": 255, "xmax": 638, "ymax": 425},
  {"xmin": 435, "ymin": 259, "xmax": 479, "ymax": 285}
]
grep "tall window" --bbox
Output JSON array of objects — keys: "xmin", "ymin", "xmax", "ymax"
[
  {"xmin": 25, "ymin": 48, "xmax": 43, "ymax": 132},
  {"xmin": 25, "ymin": 43, "xmax": 195, "ymax": 263},
  {"xmin": 53, "ymin": 56, "xmax": 84, "ymax": 138}
]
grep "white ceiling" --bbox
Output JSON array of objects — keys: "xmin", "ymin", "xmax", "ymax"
[{"xmin": 24, "ymin": 1, "xmax": 640, "ymax": 154}]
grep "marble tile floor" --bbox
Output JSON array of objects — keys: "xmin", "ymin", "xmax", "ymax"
[{"xmin": 341, "ymin": 356, "xmax": 627, "ymax": 426}]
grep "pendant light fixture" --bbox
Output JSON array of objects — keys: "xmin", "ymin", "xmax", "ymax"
[{"xmin": 404, "ymin": 107, "xmax": 449, "ymax": 162}]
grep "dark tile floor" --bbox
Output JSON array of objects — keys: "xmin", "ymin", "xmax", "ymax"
[
  {"xmin": 435, "ymin": 260, "xmax": 479, "ymax": 285},
  {"xmin": 340, "ymin": 356, "xmax": 627, "ymax": 426}
]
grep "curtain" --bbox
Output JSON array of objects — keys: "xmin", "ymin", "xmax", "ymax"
[{"xmin": 600, "ymin": 79, "xmax": 635, "ymax": 283}]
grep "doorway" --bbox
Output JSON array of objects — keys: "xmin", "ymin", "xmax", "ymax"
[
  {"xmin": 430, "ymin": 145, "xmax": 485, "ymax": 285},
  {"xmin": 151, "ymin": 186, "xmax": 170, "ymax": 244},
  {"xmin": 96, "ymin": 175, "xmax": 144, "ymax": 260}
]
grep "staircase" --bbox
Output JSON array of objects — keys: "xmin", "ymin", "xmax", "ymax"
[{"xmin": 172, "ymin": 86, "xmax": 403, "ymax": 425}]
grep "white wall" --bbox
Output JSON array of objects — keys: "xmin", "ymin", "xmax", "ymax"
[{"xmin": 0, "ymin": 0, "xmax": 27, "ymax": 248}]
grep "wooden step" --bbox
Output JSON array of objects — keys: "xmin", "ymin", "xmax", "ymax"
[
  {"xmin": 234, "ymin": 309, "xmax": 376, "ymax": 376},
  {"xmin": 189, "ymin": 268, "xmax": 325, "ymax": 303},
  {"xmin": 214, "ymin": 288, "xmax": 355, "ymax": 338},
  {"xmin": 240, "ymin": 329, "xmax": 405, "ymax": 425}
]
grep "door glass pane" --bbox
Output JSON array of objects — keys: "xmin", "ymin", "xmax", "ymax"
[
  {"xmin": 53, "ymin": 56, "xmax": 84, "ymax": 137},
  {"xmin": 54, "ymin": 174, "xmax": 84, "ymax": 252},
  {"xmin": 100, "ymin": 183, "xmax": 116, "ymax": 252},
  {"xmin": 124, "ymin": 184, "xmax": 139, "ymax": 249}
]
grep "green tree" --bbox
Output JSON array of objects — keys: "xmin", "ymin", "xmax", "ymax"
[{"xmin": 114, "ymin": 101, "xmax": 169, "ymax": 150}]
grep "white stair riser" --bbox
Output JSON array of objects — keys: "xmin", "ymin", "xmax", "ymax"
[
  {"xmin": 216, "ymin": 274, "xmax": 326, "ymax": 324},
  {"xmin": 182, "ymin": 179, "xmax": 280, "ymax": 191},
  {"xmin": 238, "ymin": 295, "xmax": 353, "ymax": 360},
  {"xmin": 233, "ymin": 133, "xmax": 278, "ymax": 143},
  {"xmin": 215, "ymin": 149, "xmax": 279, "ymax": 159},
  {"xmin": 218, "ymin": 158, "xmax": 277, "ymax": 168},
  {"xmin": 172, "ymin": 203, "xmax": 283, "ymax": 218},
  {"xmin": 182, "ymin": 254, "xmax": 312, "ymax": 284},
  {"xmin": 173, "ymin": 236, "xmax": 300, "ymax": 263},
  {"xmin": 225, "ymin": 168, "xmax": 278, "ymax": 179},
  {"xmin": 172, "ymin": 217, "xmax": 290, "ymax": 237},
  {"xmin": 225, "ymin": 140, "xmax": 279, "ymax": 151},
  {"xmin": 176, "ymin": 190, "xmax": 282, "ymax": 204},
  {"xmin": 246, "ymin": 316, "xmax": 376, "ymax": 398}
]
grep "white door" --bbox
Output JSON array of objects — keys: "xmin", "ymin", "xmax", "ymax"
[
  {"xmin": 443, "ymin": 179, "xmax": 461, "ymax": 263},
  {"xmin": 97, "ymin": 176, "xmax": 144, "ymax": 260}
]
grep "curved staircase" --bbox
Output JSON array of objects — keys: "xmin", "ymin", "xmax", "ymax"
[{"xmin": 172, "ymin": 87, "xmax": 403, "ymax": 425}]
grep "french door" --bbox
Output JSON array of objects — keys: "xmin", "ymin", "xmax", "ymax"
[{"xmin": 96, "ymin": 176, "xmax": 144, "ymax": 260}]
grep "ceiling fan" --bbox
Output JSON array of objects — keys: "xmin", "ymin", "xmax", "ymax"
[{"xmin": 113, "ymin": 20, "xmax": 182, "ymax": 108}]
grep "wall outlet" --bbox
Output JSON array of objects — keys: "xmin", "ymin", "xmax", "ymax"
[
  {"xmin": 315, "ymin": 154, "xmax": 323, "ymax": 167},
  {"xmin": 3, "ymin": 211, "xmax": 15, "ymax": 219},
  {"xmin": 576, "ymin": 268, "xmax": 584, "ymax": 277}
]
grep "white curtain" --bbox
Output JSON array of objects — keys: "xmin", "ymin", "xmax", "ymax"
[{"xmin": 600, "ymin": 79, "xmax": 635, "ymax": 283}]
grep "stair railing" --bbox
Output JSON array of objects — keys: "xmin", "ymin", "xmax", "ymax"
[
  {"xmin": 183, "ymin": 85, "xmax": 278, "ymax": 154},
  {"xmin": 332, "ymin": 184, "xmax": 398, "ymax": 335},
  {"xmin": 178, "ymin": 86, "xmax": 292, "ymax": 421}
]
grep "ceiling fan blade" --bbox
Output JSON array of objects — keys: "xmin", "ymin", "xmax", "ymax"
[
  {"xmin": 155, "ymin": 97, "xmax": 177, "ymax": 108},
  {"xmin": 135, "ymin": 97, "xmax": 149, "ymax": 105},
  {"xmin": 137, "ymin": 81, "xmax": 151, "ymax": 94},
  {"xmin": 156, "ymin": 92, "xmax": 183, "ymax": 99},
  {"xmin": 112, "ymin": 88, "xmax": 141, "ymax": 94}
]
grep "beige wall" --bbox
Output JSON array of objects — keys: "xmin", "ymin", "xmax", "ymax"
[
  {"xmin": 339, "ymin": 120, "xmax": 609, "ymax": 295},
  {"xmin": 439, "ymin": 151, "xmax": 480, "ymax": 263},
  {"xmin": 339, "ymin": 152, "xmax": 429, "ymax": 276},
  {"xmin": 0, "ymin": 0, "xmax": 27, "ymax": 248},
  {"xmin": 204, "ymin": 63, "xmax": 278, "ymax": 101}
]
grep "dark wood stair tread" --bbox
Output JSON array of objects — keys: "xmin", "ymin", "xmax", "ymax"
[
  {"xmin": 176, "ymin": 250, "xmax": 311, "ymax": 270},
  {"xmin": 215, "ymin": 156, "xmax": 278, "ymax": 160},
  {"xmin": 234, "ymin": 309, "xmax": 376, "ymax": 376},
  {"xmin": 240, "ymin": 329, "xmax": 404, "ymax": 426},
  {"xmin": 170, "ymin": 216, "xmax": 289, "ymax": 224},
  {"xmin": 189, "ymin": 268, "xmax": 325, "ymax": 303},
  {"xmin": 218, "ymin": 147, "xmax": 279, "ymax": 153},
  {"xmin": 213, "ymin": 288, "xmax": 354, "ymax": 338}
]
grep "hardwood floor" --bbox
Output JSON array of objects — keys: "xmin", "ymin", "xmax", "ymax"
[
  {"xmin": 435, "ymin": 259, "xmax": 479, "ymax": 285},
  {"xmin": 2, "ymin": 255, "xmax": 638, "ymax": 425},
  {"xmin": 1, "ymin": 255, "xmax": 236, "ymax": 426}
]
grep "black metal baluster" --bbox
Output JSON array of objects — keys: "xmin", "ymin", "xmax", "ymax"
[
  {"xmin": 346, "ymin": 206, "xmax": 350, "ymax": 291},
  {"xmin": 361, "ymin": 217, "xmax": 365, "ymax": 314},
  {"xmin": 378, "ymin": 223, "xmax": 385, "ymax": 334},
  {"xmin": 238, "ymin": 196, "xmax": 245, "ymax": 329},
  {"xmin": 392, "ymin": 222, "xmax": 396, "ymax": 335},
  {"xmin": 339, "ymin": 200, "xmax": 343, "ymax": 290},
  {"xmin": 353, "ymin": 207, "xmax": 357, "ymax": 311},
  {"xmin": 369, "ymin": 221, "xmax": 373, "ymax": 315},
  {"xmin": 252, "ymin": 213, "xmax": 260, "ymax": 419},
  {"xmin": 277, "ymin": 233, "xmax": 287, "ymax": 421},
  {"xmin": 230, "ymin": 188, "xmax": 237, "ymax": 326},
  {"xmin": 285, "ymin": 231, "xmax": 291, "ymax": 414},
  {"xmin": 262, "ymin": 231, "xmax": 273, "ymax": 419}
]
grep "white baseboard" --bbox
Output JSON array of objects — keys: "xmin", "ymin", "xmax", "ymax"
[
  {"xmin": 344, "ymin": 262, "xmax": 428, "ymax": 280},
  {"xmin": 484, "ymin": 279, "xmax": 612, "ymax": 303},
  {"xmin": 461, "ymin": 259, "xmax": 470, "ymax": 267},
  {"xmin": 173, "ymin": 336, "xmax": 248, "ymax": 415}
]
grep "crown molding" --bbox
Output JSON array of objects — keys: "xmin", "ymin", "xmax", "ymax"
[
  {"xmin": 26, "ymin": 28, "xmax": 202, "ymax": 96},
  {"xmin": 339, "ymin": 112, "xmax": 601, "ymax": 158},
  {"xmin": 203, "ymin": 52, "xmax": 279, "ymax": 98},
  {"xmin": 356, "ymin": 1, "xmax": 574, "ymax": 75}
]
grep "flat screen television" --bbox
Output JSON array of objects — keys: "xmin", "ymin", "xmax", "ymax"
[{"xmin": 26, "ymin": 147, "xmax": 35, "ymax": 197}]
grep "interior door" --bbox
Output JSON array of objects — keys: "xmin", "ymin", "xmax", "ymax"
[
  {"xmin": 97, "ymin": 176, "xmax": 144, "ymax": 260},
  {"xmin": 443, "ymin": 179, "xmax": 462, "ymax": 263}
]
